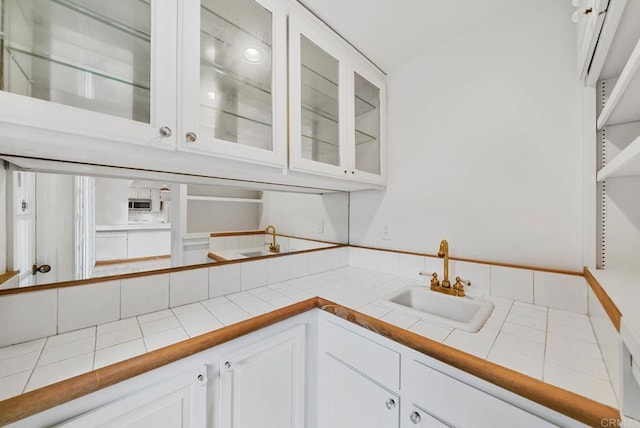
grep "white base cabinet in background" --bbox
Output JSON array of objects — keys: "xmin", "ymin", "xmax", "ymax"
[
  {"xmin": 55, "ymin": 367, "xmax": 208, "ymax": 428},
  {"xmin": 218, "ymin": 324, "xmax": 306, "ymax": 428}
]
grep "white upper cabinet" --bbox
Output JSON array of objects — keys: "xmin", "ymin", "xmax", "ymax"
[
  {"xmin": 288, "ymin": 6, "xmax": 386, "ymax": 184},
  {"xmin": 178, "ymin": 0, "xmax": 288, "ymax": 167},
  {"xmin": 0, "ymin": 0, "xmax": 177, "ymax": 150}
]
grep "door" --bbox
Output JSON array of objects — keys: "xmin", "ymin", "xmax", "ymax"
[
  {"xmin": 54, "ymin": 366, "xmax": 208, "ymax": 427},
  {"xmin": 289, "ymin": 10, "xmax": 350, "ymax": 178},
  {"xmin": 321, "ymin": 354, "xmax": 400, "ymax": 428},
  {"xmin": 0, "ymin": 0, "xmax": 177, "ymax": 149},
  {"xmin": 348, "ymin": 58, "xmax": 386, "ymax": 185},
  {"xmin": 219, "ymin": 324, "xmax": 305, "ymax": 428},
  {"xmin": 179, "ymin": 0, "xmax": 287, "ymax": 167}
]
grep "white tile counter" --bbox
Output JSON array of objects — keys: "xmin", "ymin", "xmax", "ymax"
[{"xmin": 0, "ymin": 267, "xmax": 619, "ymax": 409}]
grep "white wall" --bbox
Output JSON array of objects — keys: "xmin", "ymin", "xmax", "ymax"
[
  {"xmin": 350, "ymin": 0, "xmax": 584, "ymax": 270},
  {"xmin": 264, "ymin": 191, "xmax": 349, "ymax": 243},
  {"xmin": 95, "ymin": 178, "xmax": 129, "ymax": 225}
]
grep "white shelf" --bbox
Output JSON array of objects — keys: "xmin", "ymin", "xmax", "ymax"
[
  {"xmin": 597, "ymin": 36, "xmax": 640, "ymax": 129},
  {"xmin": 597, "ymin": 134, "xmax": 640, "ymax": 180},
  {"xmin": 186, "ymin": 195, "xmax": 264, "ymax": 203}
]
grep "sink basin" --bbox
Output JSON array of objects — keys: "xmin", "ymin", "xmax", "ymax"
[
  {"xmin": 381, "ymin": 286, "xmax": 494, "ymax": 332},
  {"xmin": 241, "ymin": 250, "xmax": 274, "ymax": 258}
]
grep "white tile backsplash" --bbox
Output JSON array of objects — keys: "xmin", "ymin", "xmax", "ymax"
[
  {"xmin": 267, "ymin": 256, "xmax": 291, "ymax": 285},
  {"xmin": 58, "ymin": 282, "xmax": 120, "ymax": 333},
  {"xmin": 358, "ymin": 248, "xmax": 379, "ymax": 271},
  {"xmin": 241, "ymin": 260, "xmax": 268, "ymax": 290},
  {"xmin": 0, "ymin": 290, "xmax": 57, "ymax": 347},
  {"xmin": 397, "ymin": 253, "xmax": 425, "ymax": 281},
  {"xmin": 378, "ymin": 251, "xmax": 399, "ymax": 275},
  {"xmin": 534, "ymin": 272, "xmax": 587, "ymax": 314},
  {"xmin": 209, "ymin": 264, "xmax": 241, "ymax": 298},
  {"xmin": 309, "ymin": 251, "xmax": 327, "ymax": 274},
  {"xmin": 121, "ymin": 274, "xmax": 170, "ymax": 318},
  {"xmin": 490, "ymin": 266, "xmax": 534, "ymax": 303},
  {"xmin": 289, "ymin": 253, "xmax": 310, "ymax": 279},
  {"xmin": 239, "ymin": 235, "xmax": 254, "ymax": 249},
  {"xmin": 454, "ymin": 261, "xmax": 491, "ymax": 295},
  {"xmin": 169, "ymin": 268, "xmax": 209, "ymax": 307}
]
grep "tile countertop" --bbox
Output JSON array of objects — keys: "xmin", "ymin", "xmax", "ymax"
[
  {"xmin": 0, "ymin": 267, "xmax": 618, "ymax": 411},
  {"xmin": 96, "ymin": 223, "xmax": 171, "ymax": 232}
]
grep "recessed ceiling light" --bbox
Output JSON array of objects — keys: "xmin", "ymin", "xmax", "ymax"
[
  {"xmin": 243, "ymin": 47, "xmax": 261, "ymax": 64},
  {"xmin": 207, "ymin": 91, "xmax": 216, "ymax": 100}
]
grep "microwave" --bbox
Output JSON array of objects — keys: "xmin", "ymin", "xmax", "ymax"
[{"xmin": 128, "ymin": 199, "xmax": 152, "ymax": 211}]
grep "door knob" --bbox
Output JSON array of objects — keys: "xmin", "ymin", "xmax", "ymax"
[
  {"xmin": 186, "ymin": 132, "xmax": 197, "ymax": 142},
  {"xmin": 410, "ymin": 411, "xmax": 421, "ymax": 424},
  {"xmin": 32, "ymin": 264, "xmax": 51, "ymax": 275},
  {"xmin": 385, "ymin": 398, "xmax": 396, "ymax": 409},
  {"xmin": 159, "ymin": 126, "xmax": 172, "ymax": 137}
]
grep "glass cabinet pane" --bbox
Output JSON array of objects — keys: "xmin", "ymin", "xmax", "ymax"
[
  {"xmin": 354, "ymin": 72, "xmax": 381, "ymax": 175},
  {"xmin": 1, "ymin": 0, "xmax": 151, "ymax": 122},
  {"xmin": 300, "ymin": 35, "xmax": 340, "ymax": 167},
  {"xmin": 200, "ymin": 0, "xmax": 273, "ymax": 151}
]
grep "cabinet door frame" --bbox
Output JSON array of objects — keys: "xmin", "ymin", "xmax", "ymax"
[
  {"xmin": 346, "ymin": 56, "xmax": 387, "ymax": 185},
  {"xmin": 288, "ymin": 9, "xmax": 351, "ymax": 179},
  {"xmin": 0, "ymin": 0, "xmax": 177, "ymax": 152},
  {"xmin": 218, "ymin": 323, "xmax": 306, "ymax": 428},
  {"xmin": 178, "ymin": 0, "xmax": 288, "ymax": 168}
]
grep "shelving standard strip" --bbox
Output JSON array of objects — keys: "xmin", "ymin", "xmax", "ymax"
[
  {"xmin": 597, "ymin": 133, "xmax": 640, "ymax": 181},
  {"xmin": 597, "ymin": 36, "xmax": 640, "ymax": 130}
]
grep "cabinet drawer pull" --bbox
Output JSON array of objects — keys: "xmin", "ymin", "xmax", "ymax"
[
  {"xmin": 224, "ymin": 361, "xmax": 232, "ymax": 369},
  {"xmin": 385, "ymin": 398, "xmax": 396, "ymax": 409},
  {"xmin": 186, "ymin": 132, "xmax": 197, "ymax": 142},
  {"xmin": 410, "ymin": 411, "xmax": 421, "ymax": 424},
  {"xmin": 159, "ymin": 126, "xmax": 172, "ymax": 137}
]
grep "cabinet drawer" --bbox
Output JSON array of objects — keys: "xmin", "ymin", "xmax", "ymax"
[
  {"xmin": 407, "ymin": 360, "xmax": 555, "ymax": 427},
  {"xmin": 323, "ymin": 320, "xmax": 400, "ymax": 390}
]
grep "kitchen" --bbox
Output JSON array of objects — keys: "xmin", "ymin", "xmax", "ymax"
[{"xmin": 0, "ymin": 0, "xmax": 639, "ymax": 427}]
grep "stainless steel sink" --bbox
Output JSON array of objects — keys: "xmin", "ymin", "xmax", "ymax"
[{"xmin": 382, "ymin": 286, "xmax": 494, "ymax": 332}]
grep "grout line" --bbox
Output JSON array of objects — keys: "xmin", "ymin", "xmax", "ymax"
[
  {"xmin": 542, "ymin": 307, "xmax": 549, "ymax": 382},
  {"xmin": 91, "ymin": 329, "xmax": 98, "ymax": 371},
  {"xmin": 20, "ymin": 339, "xmax": 47, "ymax": 394},
  {"xmin": 135, "ymin": 316, "xmax": 148, "ymax": 353}
]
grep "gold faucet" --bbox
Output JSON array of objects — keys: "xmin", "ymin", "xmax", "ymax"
[
  {"xmin": 419, "ymin": 240, "xmax": 468, "ymax": 297},
  {"xmin": 265, "ymin": 225, "xmax": 280, "ymax": 253},
  {"xmin": 437, "ymin": 239, "xmax": 451, "ymax": 288}
]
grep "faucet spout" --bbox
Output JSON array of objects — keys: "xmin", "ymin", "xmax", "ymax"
[
  {"xmin": 265, "ymin": 225, "xmax": 280, "ymax": 253},
  {"xmin": 437, "ymin": 240, "xmax": 450, "ymax": 287}
]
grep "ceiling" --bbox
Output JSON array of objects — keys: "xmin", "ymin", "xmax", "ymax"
[{"xmin": 298, "ymin": 0, "xmax": 524, "ymax": 73}]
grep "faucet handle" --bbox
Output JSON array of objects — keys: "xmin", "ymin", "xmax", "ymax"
[{"xmin": 430, "ymin": 272, "xmax": 440, "ymax": 287}]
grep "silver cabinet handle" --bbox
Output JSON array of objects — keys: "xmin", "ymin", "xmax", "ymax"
[
  {"xmin": 224, "ymin": 361, "xmax": 232, "ymax": 369},
  {"xmin": 385, "ymin": 398, "xmax": 396, "ymax": 409},
  {"xmin": 186, "ymin": 132, "xmax": 197, "ymax": 142},
  {"xmin": 410, "ymin": 411, "xmax": 421, "ymax": 424},
  {"xmin": 159, "ymin": 126, "xmax": 172, "ymax": 137}
]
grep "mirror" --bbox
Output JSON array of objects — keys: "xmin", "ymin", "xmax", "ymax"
[{"xmin": 0, "ymin": 162, "xmax": 349, "ymax": 290}]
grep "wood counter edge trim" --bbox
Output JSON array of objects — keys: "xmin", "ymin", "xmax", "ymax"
[
  {"xmin": 209, "ymin": 230, "xmax": 343, "ymax": 246},
  {"xmin": 0, "ymin": 298, "xmax": 319, "ymax": 426},
  {"xmin": 0, "ymin": 270, "xmax": 19, "ymax": 285},
  {"xmin": 316, "ymin": 297, "xmax": 620, "ymax": 427},
  {"xmin": 207, "ymin": 252, "xmax": 228, "ymax": 262},
  {"xmin": 584, "ymin": 267, "xmax": 622, "ymax": 331},
  {"xmin": 94, "ymin": 254, "xmax": 170, "ymax": 266},
  {"xmin": 350, "ymin": 245, "xmax": 584, "ymax": 276},
  {"xmin": 0, "ymin": 245, "xmax": 347, "ymax": 297}
]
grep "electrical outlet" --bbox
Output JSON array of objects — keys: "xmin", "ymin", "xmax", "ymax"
[
  {"xmin": 382, "ymin": 225, "xmax": 391, "ymax": 240},
  {"xmin": 317, "ymin": 220, "xmax": 325, "ymax": 234}
]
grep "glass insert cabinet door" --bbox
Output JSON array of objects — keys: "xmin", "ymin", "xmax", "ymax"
[
  {"xmin": 179, "ymin": 0, "xmax": 287, "ymax": 167},
  {"xmin": 288, "ymin": 12, "xmax": 349, "ymax": 177},
  {"xmin": 0, "ymin": 0, "xmax": 178, "ymax": 149},
  {"xmin": 350, "ymin": 64, "xmax": 386, "ymax": 183}
]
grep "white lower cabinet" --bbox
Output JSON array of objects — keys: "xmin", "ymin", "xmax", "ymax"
[
  {"xmin": 322, "ymin": 355, "xmax": 399, "ymax": 428},
  {"xmin": 406, "ymin": 405, "xmax": 450, "ymax": 428},
  {"xmin": 219, "ymin": 324, "xmax": 306, "ymax": 428},
  {"xmin": 404, "ymin": 360, "xmax": 555, "ymax": 428},
  {"xmin": 55, "ymin": 367, "xmax": 208, "ymax": 428}
]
